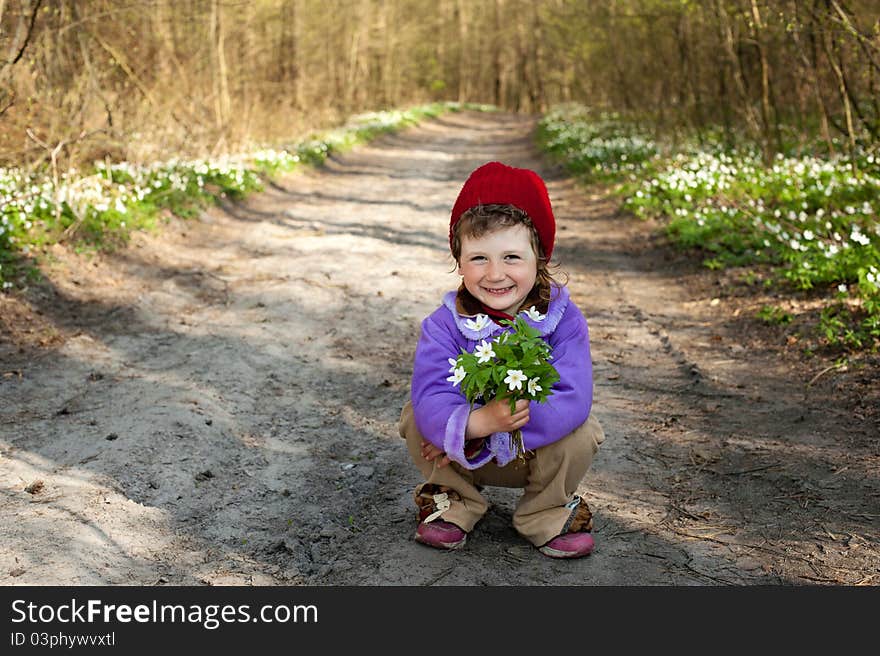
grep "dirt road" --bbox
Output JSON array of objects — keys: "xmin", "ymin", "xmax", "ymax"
[{"xmin": 1, "ymin": 111, "xmax": 878, "ymax": 586}]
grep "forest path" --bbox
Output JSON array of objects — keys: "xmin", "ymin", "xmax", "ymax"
[{"xmin": 1, "ymin": 111, "xmax": 877, "ymax": 585}]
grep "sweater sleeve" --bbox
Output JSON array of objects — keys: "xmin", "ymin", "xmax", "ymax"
[
  {"xmin": 519, "ymin": 302, "xmax": 593, "ymax": 450},
  {"xmin": 410, "ymin": 312, "xmax": 496, "ymax": 470}
]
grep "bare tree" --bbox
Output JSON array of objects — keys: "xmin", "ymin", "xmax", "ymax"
[{"xmin": 3, "ymin": 0, "xmax": 879, "ymax": 171}]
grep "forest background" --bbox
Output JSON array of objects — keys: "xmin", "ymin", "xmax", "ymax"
[
  {"xmin": 1, "ymin": 0, "xmax": 879, "ymax": 349},
  {"xmin": 3, "ymin": 0, "xmax": 878, "ymax": 165}
]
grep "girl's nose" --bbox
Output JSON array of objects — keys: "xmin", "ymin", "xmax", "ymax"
[{"xmin": 486, "ymin": 261, "xmax": 505, "ymax": 280}]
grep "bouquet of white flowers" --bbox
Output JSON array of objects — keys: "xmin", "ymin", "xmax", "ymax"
[{"xmin": 448, "ymin": 314, "xmax": 560, "ymax": 462}]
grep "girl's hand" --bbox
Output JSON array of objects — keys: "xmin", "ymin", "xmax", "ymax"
[
  {"xmin": 466, "ymin": 397, "xmax": 530, "ymax": 438},
  {"xmin": 421, "ymin": 440, "xmax": 451, "ymax": 468}
]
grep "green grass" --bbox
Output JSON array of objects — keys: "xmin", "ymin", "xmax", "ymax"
[
  {"xmin": 537, "ymin": 103, "xmax": 880, "ymax": 351},
  {"xmin": 0, "ymin": 101, "xmax": 492, "ymax": 288},
  {"xmin": 757, "ymin": 305, "xmax": 794, "ymax": 326},
  {"xmin": 536, "ymin": 104, "xmax": 658, "ymax": 183}
]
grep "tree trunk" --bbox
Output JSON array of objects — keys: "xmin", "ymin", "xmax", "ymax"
[
  {"xmin": 210, "ymin": 0, "xmax": 230, "ymax": 132},
  {"xmin": 493, "ymin": 0, "xmax": 503, "ymax": 107},
  {"xmin": 456, "ymin": 0, "xmax": 468, "ymax": 102},
  {"xmin": 715, "ymin": 0, "xmax": 763, "ymax": 145},
  {"xmin": 787, "ymin": 0, "xmax": 835, "ymax": 153},
  {"xmin": 821, "ymin": 2, "xmax": 858, "ymax": 156},
  {"xmin": 531, "ymin": 2, "xmax": 546, "ymax": 112},
  {"xmin": 280, "ymin": 0, "xmax": 300, "ymax": 109},
  {"xmin": 748, "ymin": 0, "xmax": 781, "ymax": 159}
]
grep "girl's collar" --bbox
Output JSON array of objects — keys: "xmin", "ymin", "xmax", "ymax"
[{"xmin": 443, "ymin": 285, "xmax": 570, "ymax": 340}]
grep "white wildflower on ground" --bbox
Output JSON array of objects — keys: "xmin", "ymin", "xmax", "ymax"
[{"xmin": 850, "ymin": 227, "xmax": 871, "ymax": 246}]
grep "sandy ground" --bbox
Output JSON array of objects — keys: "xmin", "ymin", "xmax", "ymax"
[{"xmin": 1, "ymin": 110, "xmax": 878, "ymax": 586}]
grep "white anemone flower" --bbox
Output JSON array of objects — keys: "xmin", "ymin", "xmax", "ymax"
[
  {"xmin": 447, "ymin": 366, "xmax": 466, "ymax": 387},
  {"xmin": 474, "ymin": 340, "xmax": 496, "ymax": 364},
  {"xmin": 504, "ymin": 369, "xmax": 527, "ymax": 391},
  {"xmin": 522, "ymin": 306, "xmax": 546, "ymax": 321},
  {"xmin": 465, "ymin": 314, "xmax": 491, "ymax": 331},
  {"xmin": 527, "ymin": 378, "xmax": 543, "ymax": 396},
  {"xmin": 851, "ymin": 227, "xmax": 870, "ymax": 246},
  {"xmin": 448, "ymin": 357, "xmax": 459, "ymax": 373}
]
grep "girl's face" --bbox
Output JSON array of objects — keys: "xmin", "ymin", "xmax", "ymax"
[{"xmin": 457, "ymin": 224, "xmax": 538, "ymax": 317}]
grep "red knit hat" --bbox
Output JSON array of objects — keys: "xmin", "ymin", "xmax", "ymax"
[{"xmin": 450, "ymin": 161, "xmax": 556, "ymax": 260}]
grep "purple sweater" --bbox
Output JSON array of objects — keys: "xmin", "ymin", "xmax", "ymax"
[{"xmin": 410, "ymin": 285, "xmax": 594, "ymax": 470}]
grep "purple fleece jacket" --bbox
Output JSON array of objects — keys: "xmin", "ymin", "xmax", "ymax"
[{"xmin": 410, "ymin": 285, "xmax": 593, "ymax": 470}]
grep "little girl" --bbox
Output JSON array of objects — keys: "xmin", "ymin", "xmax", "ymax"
[{"xmin": 398, "ymin": 161, "xmax": 605, "ymax": 558}]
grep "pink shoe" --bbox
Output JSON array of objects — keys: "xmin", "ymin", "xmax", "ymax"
[
  {"xmin": 414, "ymin": 520, "xmax": 467, "ymax": 550},
  {"xmin": 539, "ymin": 532, "xmax": 595, "ymax": 559}
]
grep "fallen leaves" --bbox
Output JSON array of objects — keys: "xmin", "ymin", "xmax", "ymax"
[{"xmin": 24, "ymin": 480, "xmax": 44, "ymax": 495}]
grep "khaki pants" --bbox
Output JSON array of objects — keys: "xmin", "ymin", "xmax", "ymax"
[{"xmin": 398, "ymin": 401, "xmax": 605, "ymax": 547}]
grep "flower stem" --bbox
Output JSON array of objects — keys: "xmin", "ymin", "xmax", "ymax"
[{"xmin": 509, "ymin": 429, "xmax": 527, "ymax": 464}]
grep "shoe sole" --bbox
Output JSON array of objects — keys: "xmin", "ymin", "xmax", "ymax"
[
  {"xmin": 538, "ymin": 545, "xmax": 593, "ymax": 559},
  {"xmin": 414, "ymin": 532, "xmax": 467, "ymax": 550}
]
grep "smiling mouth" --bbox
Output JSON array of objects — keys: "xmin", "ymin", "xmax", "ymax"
[{"xmin": 482, "ymin": 285, "xmax": 515, "ymax": 296}]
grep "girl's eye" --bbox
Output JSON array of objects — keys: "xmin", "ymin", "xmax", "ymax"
[
  {"xmin": 505, "ymin": 254, "xmax": 521, "ymax": 261},
  {"xmin": 470, "ymin": 256, "xmax": 486, "ymax": 262}
]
